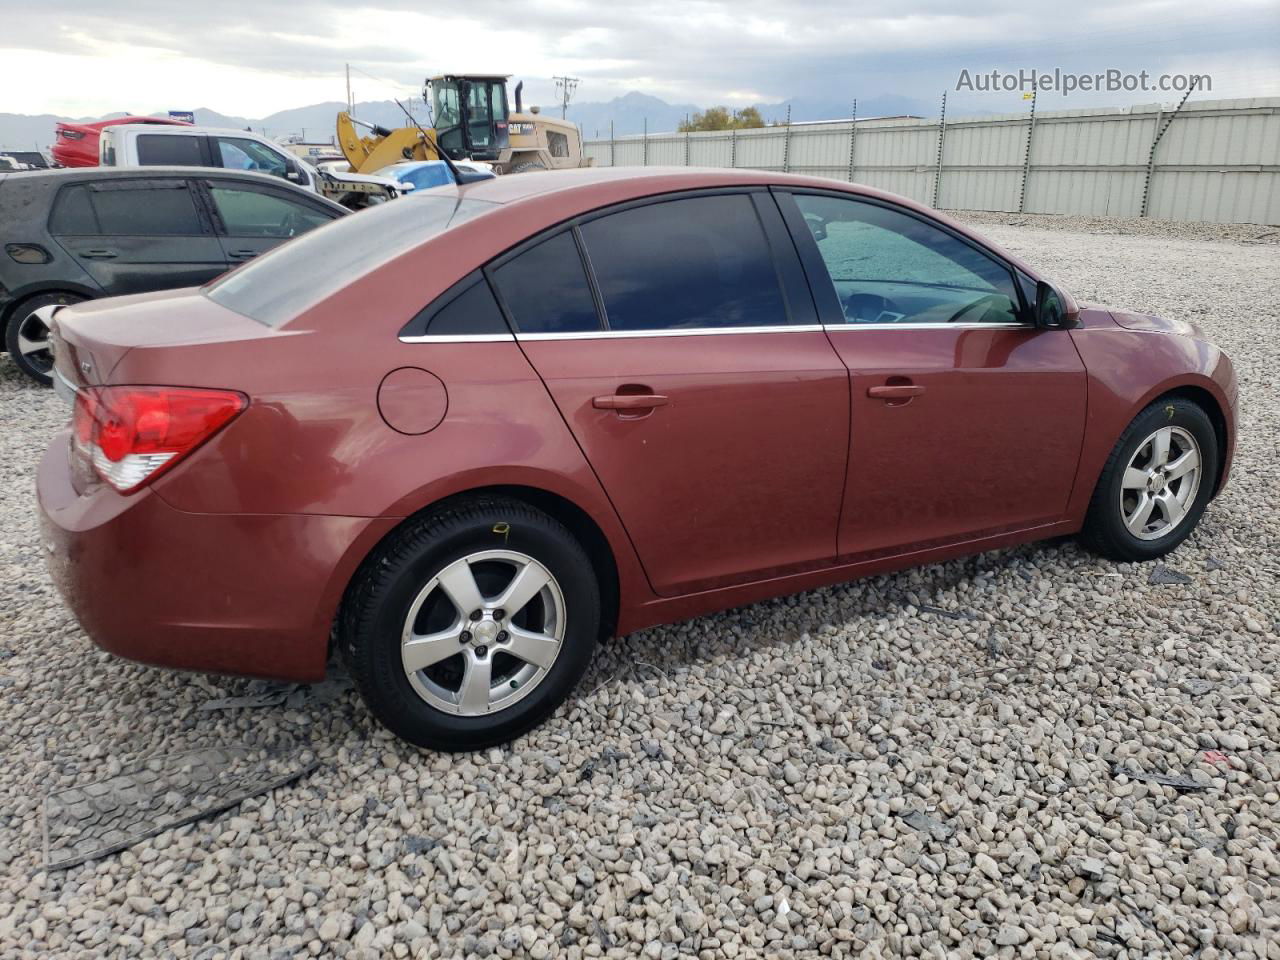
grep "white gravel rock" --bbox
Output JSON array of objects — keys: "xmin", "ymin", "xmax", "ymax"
[{"xmin": 0, "ymin": 212, "xmax": 1276, "ymax": 958}]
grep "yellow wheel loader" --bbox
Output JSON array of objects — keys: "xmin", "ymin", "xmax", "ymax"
[
  {"xmin": 336, "ymin": 113, "xmax": 441, "ymax": 173},
  {"xmin": 336, "ymin": 75, "xmax": 593, "ymax": 177}
]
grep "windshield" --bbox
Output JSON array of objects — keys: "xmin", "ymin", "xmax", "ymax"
[
  {"xmin": 205, "ymin": 195, "xmax": 497, "ymax": 327},
  {"xmin": 373, "ymin": 162, "xmax": 454, "ymax": 191}
]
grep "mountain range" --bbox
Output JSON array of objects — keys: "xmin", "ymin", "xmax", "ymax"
[{"xmin": 0, "ymin": 92, "xmax": 933, "ymax": 153}]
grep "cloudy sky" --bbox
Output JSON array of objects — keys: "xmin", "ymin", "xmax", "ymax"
[{"xmin": 2, "ymin": 0, "xmax": 1278, "ymax": 117}]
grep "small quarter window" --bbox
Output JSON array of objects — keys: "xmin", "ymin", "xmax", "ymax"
[
  {"xmin": 49, "ymin": 185, "xmax": 100, "ymax": 235},
  {"xmin": 491, "ymin": 231, "xmax": 599, "ymax": 334},
  {"xmin": 403, "ymin": 273, "xmax": 509, "ymax": 337}
]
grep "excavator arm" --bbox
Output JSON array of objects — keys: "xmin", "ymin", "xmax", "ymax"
[{"xmin": 336, "ymin": 112, "xmax": 443, "ymax": 174}]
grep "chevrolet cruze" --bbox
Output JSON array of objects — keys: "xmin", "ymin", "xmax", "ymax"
[{"xmin": 37, "ymin": 168, "xmax": 1237, "ymax": 750}]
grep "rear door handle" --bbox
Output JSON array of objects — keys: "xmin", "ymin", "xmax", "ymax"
[
  {"xmin": 593, "ymin": 393, "xmax": 670, "ymax": 410},
  {"xmin": 79, "ymin": 249, "xmax": 117, "ymax": 259},
  {"xmin": 228, "ymin": 249, "xmax": 259, "ymax": 261},
  {"xmin": 867, "ymin": 384, "xmax": 926, "ymax": 400}
]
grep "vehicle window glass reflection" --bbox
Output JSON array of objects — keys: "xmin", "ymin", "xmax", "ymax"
[{"xmin": 794, "ymin": 194, "xmax": 1022, "ymax": 325}]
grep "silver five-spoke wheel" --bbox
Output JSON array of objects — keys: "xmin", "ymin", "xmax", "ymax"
[
  {"xmin": 401, "ymin": 549, "xmax": 566, "ymax": 716},
  {"xmin": 1119, "ymin": 425, "xmax": 1202, "ymax": 541}
]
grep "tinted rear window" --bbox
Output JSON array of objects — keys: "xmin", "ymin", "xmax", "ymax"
[
  {"xmin": 136, "ymin": 134, "xmax": 204, "ymax": 165},
  {"xmin": 490, "ymin": 231, "xmax": 600, "ymax": 334},
  {"xmin": 579, "ymin": 194, "xmax": 788, "ymax": 332},
  {"xmin": 91, "ymin": 181, "xmax": 203, "ymax": 235},
  {"xmin": 206, "ymin": 195, "xmax": 497, "ymax": 327}
]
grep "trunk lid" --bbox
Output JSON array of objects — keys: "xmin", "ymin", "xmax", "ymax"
[{"xmin": 51, "ymin": 287, "xmax": 280, "ymax": 391}]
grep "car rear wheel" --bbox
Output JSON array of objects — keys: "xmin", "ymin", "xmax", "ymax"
[
  {"xmin": 1080, "ymin": 397, "xmax": 1219, "ymax": 562},
  {"xmin": 5, "ymin": 292, "xmax": 86, "ymax": 386},
  {"xmin": 341, "ymin": 496, "xmax": 600, "ymax": 751}
]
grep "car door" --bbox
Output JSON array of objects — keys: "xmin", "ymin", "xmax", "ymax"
[
  {"xmin": 48, "ymin": 178, "xmax": 228, "ymax": 295},
  {"xmin": 775, "ymin": 189, "xmax": 1087, "ymax": 559},
  {"xmin": 200, "ymin": 178, "xmax": 342, "ymax": 263},
  {"xmin": 495, "ymin": 191, "xmax": 850, "ymax": 597}
]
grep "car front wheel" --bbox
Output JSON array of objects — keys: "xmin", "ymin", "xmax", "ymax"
[
  {"xmin": 341, "ymin": 496, "xmax": 601, "ymax": 751},
  {"xmin": 5, "ymin": 292, "xmax": 86, "ymax": 386},
  {"xmin": 1080, "ymin": 397, "xmax": 1220, "ymax": 562}
]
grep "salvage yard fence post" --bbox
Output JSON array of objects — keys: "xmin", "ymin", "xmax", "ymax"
[
  {"xmin": 782, "ymin": 105, "xmax": 792, "ymax": 173},
  {"xmin": 1140, "ymin": 80, "xmax": 1200, "ymax": 218},
  {"xmin": 847, "ymin": 99, "xmax": 858, "ymax": 183},
  {"xmin": 1018, "ymin": 90, "xmax": 1037, "ymax": 214},
  {"xmin": 932, "ymin": 91, "xmax": 947, "ymax": 209}
]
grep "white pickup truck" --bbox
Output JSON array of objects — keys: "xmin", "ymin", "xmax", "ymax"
[{"xmin": 99, "ymin": 124, "xmax": 401, "ymax": 208}]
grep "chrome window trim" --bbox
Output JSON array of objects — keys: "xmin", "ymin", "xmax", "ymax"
[
  {"xmin": 516, "ymin": 324, "xmax": 825, "ymax": 341},
  {"xmin": 398, "ymin": 322, "xmax": 1035, "ymax": 343},
  {"xmin": 824, "ymin": 322, "xmax": 1035, "ymax": 331},
  {"xmin": 399, "ymin": 333, "xmax": 514, "ymax": 344}
]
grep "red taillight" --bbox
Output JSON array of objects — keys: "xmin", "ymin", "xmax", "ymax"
[{"xmin": 72, "ymin": 386, "xmax": 246, "ymax": 493}]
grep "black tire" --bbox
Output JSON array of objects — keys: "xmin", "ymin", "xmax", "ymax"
[
  {"xmin": 4, "ymin": 291, "xmax": 86, "ymax": 386},
  {"xmin": 341, "ymin": 496, "xmax": 600, "ymax": 751},
  {"xmin": 510, "ymin": 161, "xmax": 546, "ymax": 174},
  {"xmin": 1079, "ymin": 397, "xmax": 1219, "ymax": 562}
]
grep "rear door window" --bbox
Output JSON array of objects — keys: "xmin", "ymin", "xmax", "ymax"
[
  {"xmin": 578, "ymin": 194, "xmax": 788, "ymax": 332},
  {"xmin": 89, "ymin": 180, "xmax": 205, "ymax": 235},
  {"xmin": 136, "ymin": 134, "xmax": 205, "ymax": 166},
  {"xmin": 490, "ymin": 231, "xmax": 599, "ymax": 334}
]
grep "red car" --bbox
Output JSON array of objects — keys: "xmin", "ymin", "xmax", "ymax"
[
  {"xmin": 37, "ymin": 169, "xmax": 1237, "ymax": 750},
  {"xmin": 52, "ymin": 115, "xmax": 191, "ymax": 168}
]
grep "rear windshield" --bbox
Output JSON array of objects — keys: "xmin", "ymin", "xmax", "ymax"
[{"xmin": 205, "ymin": 194, "xmax": 497, "ymax": 327}]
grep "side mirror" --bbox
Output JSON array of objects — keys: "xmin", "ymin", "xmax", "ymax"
[
  {"xmin": 1034, "ymin": 280, "xmax": 1075, "ymax": 329},
  {"xmin": 285, "ymin": 165, "xmax": 303, "ymax": 183}
]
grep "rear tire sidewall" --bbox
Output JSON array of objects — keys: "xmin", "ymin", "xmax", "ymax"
[
  {"xmin": 347, "ymin": 505, "xmax": 599, "ymax": 751},
  {"xmin": 5, "ymin": 292, "xmax": 86, "ymax": 386},
  {"xmin": 1088, "ymin": 399, "xmax": 1219, "ymax": 561}
]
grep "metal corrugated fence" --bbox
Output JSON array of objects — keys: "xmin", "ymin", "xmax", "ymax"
[{"xmin": 582, "ymin": 97, "xmax": 1280, "ymax": 225}]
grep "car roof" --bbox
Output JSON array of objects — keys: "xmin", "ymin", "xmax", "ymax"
[
  {"xmin": 6, "ymin": 166, "xmax": 297, "ymax": 186},
  {"xmin": 0, "ymin": 166, "xmax": 346, "ymax": 213},
  {"xmin": 449, "ymin": 166, "xmax": 855, "ymax": 205},
  {"xmin": 103, "ymin": 124, "xmax": 272, "ymax": 138}
]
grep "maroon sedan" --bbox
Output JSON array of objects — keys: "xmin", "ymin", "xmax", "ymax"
[{"xmin": 38, "ymin": 168, "xmax": 1237, "ymax": 750}]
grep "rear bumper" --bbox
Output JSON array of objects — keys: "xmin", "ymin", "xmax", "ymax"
[{"xmin": 37, "ymin": 430, "xmax": 390, "ymax": 682}]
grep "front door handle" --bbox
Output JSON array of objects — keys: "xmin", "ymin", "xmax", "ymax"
[
  {"xmin": 592, "ymin": 393, "xmax": 670, "ymax": 411},
  {"xmin": 79, "ymin": 249, "xmax": 117, "ymax": 259},
  {"xmin": 867, "ymin": 384, "xmax": 926, "ymax": 400},
  {"xmin": 228, "ymin": 249, "xmax": 259, "ymax": 261}
]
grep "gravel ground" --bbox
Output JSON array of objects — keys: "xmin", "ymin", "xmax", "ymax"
[{"xmin": 0, "ymin": 215, "xmax": 1276, "ymax": 959}]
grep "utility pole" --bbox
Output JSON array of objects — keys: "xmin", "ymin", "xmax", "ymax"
[
  {"xmin": 346, "ymin": 63, "xmax": 353, "ymax": 113},
  {"xmin": 553, "ymin": 76, "xmax": 580, "ymax": 120}
]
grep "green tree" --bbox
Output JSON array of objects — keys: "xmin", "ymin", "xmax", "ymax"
[{"xmin": 678, "ymin": 106, "xmax": 766, "ymax": 132}]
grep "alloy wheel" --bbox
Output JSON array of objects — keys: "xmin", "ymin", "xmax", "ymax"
[
  {"xmin": 1119, "ymin": 425, "xmax": 1202, "ymax": 541},
  {"xmin": 400, "ymin": 549, "xmax": 566, "ymax": 716},
  {"xmin": 13, "ymin": 309, "xmax": 55, "ymax": 375}
]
